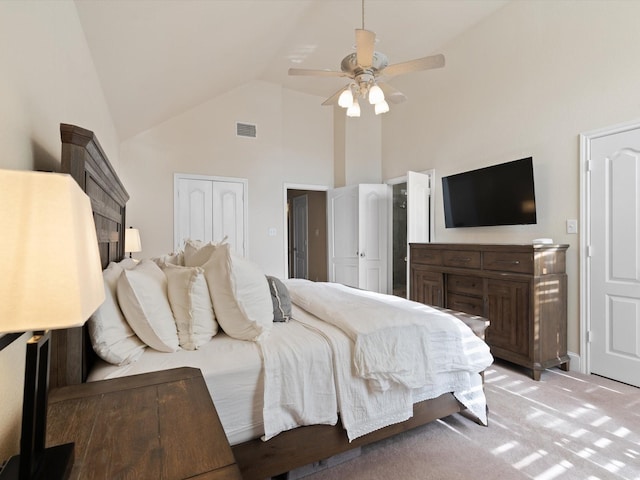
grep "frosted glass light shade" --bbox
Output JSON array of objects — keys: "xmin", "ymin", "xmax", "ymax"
[
  {"xmin": 368, "ymin": 84, "xmax": 385, "ymax": 105},
  {"xmin": 338, "ymin": 89, "xmax": 353, "ymax": 108},
  {"xmin": 0, "ymin": 170, "xmax": 105, "ymax": 333},
  {"xmin": 346, "ymin": 99, "xmax": 361, "ymax": 117},
  {"xmin": 375, "ymin": 99, "xmax": 390, "ymax": 115},
  {"xmin": 125, "ymin": 227, "xmax": 142, "ymax": 253}
]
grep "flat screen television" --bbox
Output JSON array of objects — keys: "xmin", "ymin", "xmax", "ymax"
[{"xmin": 442, "ymin": 157, "xmax": 537, "ymax": 228}]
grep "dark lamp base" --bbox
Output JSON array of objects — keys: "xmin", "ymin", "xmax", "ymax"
[{"xmin": 0, "ymin": 443, "xmax": 74, "ymax": 480}]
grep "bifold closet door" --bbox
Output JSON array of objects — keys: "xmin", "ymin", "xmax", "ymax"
[{"xmin": 175, "ymin": 174, "xmax": 246, "ymax": 257}]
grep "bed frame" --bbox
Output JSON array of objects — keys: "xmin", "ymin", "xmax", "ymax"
[{"xmin": 52, "ymin": 123, "xmax": 485, "ymax": 480}]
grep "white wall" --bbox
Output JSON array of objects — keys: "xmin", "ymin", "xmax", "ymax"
[
  {"xmin": 382, "ymin": 0, "xmax": 640, "ymax": 356},
  {"xmin": 120, "ymin": 80, "xmax": 333, "ymax": 277},
  {"xmin": 0, "ymin": 0, "xmax": 118, "ymax": 462}
]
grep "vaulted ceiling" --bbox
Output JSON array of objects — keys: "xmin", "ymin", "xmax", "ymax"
[{"xmin": 74, "ymin": 0, "xmax": 508, "ymax": 140}]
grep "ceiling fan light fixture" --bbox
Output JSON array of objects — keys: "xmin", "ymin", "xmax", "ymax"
[
  {"xmin": 374, "ymin": 99, "xmax": 389, "ymax": 115},
  {"xmin": 338, "ymin": 88, "xmax": 354, "ymax": 108},
  {"xmin": 346, "ymin": 98, "xmax": 361, "ymax": 117},
  {"xmin": 368, "ymin": 84, "xmax": 385, "ymax": 105}
]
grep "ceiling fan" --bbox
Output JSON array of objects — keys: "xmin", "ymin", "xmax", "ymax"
[{"xmin": 288, "ymin": 0, "xmax": 445, "ymax": 117}]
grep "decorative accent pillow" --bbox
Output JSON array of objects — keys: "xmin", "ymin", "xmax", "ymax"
[
  {"xmin": 117, "ymin": 257, "xmax": 139, "ymax": 270},
  {"xmin": 162, "ymin": 263, "xmax": 218, "ymax": 350},
  {"xmin": 184, "ymin": 239, "xmax": 218, "ymax": 267},
  {"xmin": 203, "ymin": 243, "xmax": 273, "ymax": 341},
  {"xmin": 152, "ymin": 252, "xmax": 185, "ymax": 268},
  {"xmin": 117, "ymin": 259, "xmax": 179, "ymax": 352},
  {"xmin": 266, "ymin": 276, "xmax": 292, "ymax": 322},
  {"xmin": 88, "ymin": 262, "xmax": 146, "ymax": 365}
]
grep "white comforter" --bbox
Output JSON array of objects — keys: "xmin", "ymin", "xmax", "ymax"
[{"xmin": 270, "ymin": 279, "xmax": 493, "ymax": 441}]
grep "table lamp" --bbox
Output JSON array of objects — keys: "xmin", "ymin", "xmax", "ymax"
[
  {"xmin": 0, "ymin": 169, "xmax": 105, "ymax": 480},
  {"xmin": 124, "ymin": 227, "xmax": 141, "ymax": 259}
]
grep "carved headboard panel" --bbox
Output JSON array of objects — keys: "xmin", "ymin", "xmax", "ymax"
[{"xmin": 49, "ymin": 123, "xmax": 129, "ymax": 388}]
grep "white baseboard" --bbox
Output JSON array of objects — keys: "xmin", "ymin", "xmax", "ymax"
[{"xmin": 567, "ymin": 351, "xmax": 581, "ymax": 372}]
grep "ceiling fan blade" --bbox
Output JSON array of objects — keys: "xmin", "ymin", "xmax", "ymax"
[
  {"xmin": 384, "ymin": 54, "xmax": 445, "ymax": 78},
  {"xmin": 288, "ymin": 68, "xmax": 347, "ymax": 78},
  {"xmin": 321, "ymin": 85, "xmax": 349, "ymax": 106},
  {"xmin": 356, "ymin": 29, "xmax": 375, "ymax": 68},
  {"xmin": 377, "ymin": 82, "xmax": 407, "ymax": 104}
]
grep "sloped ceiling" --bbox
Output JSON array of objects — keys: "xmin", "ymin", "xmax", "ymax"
[{"xmin": 74, "ymin": 0, "xmax": 508, "ymax": 141}]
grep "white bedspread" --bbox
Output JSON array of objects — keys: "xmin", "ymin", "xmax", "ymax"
[
  {"xmin": 258, "ymin": 320, "xmax": 338, "ymax": 440},
  {"xmin": 285, "ymin": 279, "xmax": 493, "ymax": 440}
]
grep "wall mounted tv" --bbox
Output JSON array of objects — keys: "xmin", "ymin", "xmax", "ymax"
[{"xmin": 442, "ymin": 157, "xmax": 537, "ymax": 228}]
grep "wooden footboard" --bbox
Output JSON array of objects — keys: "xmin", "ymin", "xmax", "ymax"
[{"xmin": 233, "ymin": 393, "xmax": 463, "ymax": 480}]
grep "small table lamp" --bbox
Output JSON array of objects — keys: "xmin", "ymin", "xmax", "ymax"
[
  {"xmin": 0, "ymin": 170, "xmax": 105, "ymax": 480},
  {"xmin": 124, "ymin": 227, "xmax": 142, "ymax": 259}
]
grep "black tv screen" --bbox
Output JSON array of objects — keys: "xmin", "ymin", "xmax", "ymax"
[{"xmin": 442, "ymin": 157, "xmax": 537, "ymax": 228}]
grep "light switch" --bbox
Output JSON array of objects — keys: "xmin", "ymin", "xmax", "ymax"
[{"xmin": 566, "ymin": 219, "xmax": 578, "ymax": 234}]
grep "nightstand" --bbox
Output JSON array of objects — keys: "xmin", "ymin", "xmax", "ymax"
[{"xmin": 46, "ymin": 367, "xmax": 242, "ymax": 480}]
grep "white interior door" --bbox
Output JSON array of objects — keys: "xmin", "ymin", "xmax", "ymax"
[
  {"xmin": 358, "ymin": 184, "xmax": 389, "ymax": 293},
  {"xmin": 406, "ymin": 171, "xmax": 432, "ymax": 297},
  {"xmin": 292, "ymin": 195, "xmax": 308, "ymax": 279},
  {"xmin": 327, "ymin": 184, "xmax": 389, "ymax": 293},
  {"xmin": 174, "ymin": 174, "xmax": 247, "ymax": 256},
  {"xmin": 588, "ymin": 125, "xmax": 640, "ymax": 387},
  {"xmin": 328, "ymin": 185, "xmax": 359, "ymax": 287}
]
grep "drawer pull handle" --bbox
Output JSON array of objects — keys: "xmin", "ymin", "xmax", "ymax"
[
  {"xmin": 496, "ymin": 260, "xmax": 520, "ymax": 265},
  {"xmin": 451, "ymin": 257, "xmax": 471, "ymax": 263}
]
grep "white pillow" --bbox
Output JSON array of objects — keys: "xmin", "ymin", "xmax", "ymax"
[
  {"xmin": 162, "ymin": 263, "xmax": 218, "ymax": 350},
  {"xmin": 117, "ymin": 257, "xmax": 138, "ymax": 270},
  {"xmin": 203, "ymin": 243, "xmax": 273, "ymax": 341},
  {"xmin": 184, "ymin": 239, "xmax": 218, "ymax": 267},
  {"xmin": 117, "ymin": 259, "xmax": 179, "ymax": 352},
  {"xmin": 88, "ymin": 262, "xmax": 146, "ymax": 365},
  {"xmin": 152, "ymin": 252, "xmax": 185, "ymax": 267}
]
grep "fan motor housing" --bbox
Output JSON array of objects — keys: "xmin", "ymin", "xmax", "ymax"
[{"xmin": 341, "ymin": 51, "xmax": 389, "ymax": 75}]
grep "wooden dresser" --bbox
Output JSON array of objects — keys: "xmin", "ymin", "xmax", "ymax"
[
  {"xmin": 46, "ymin": 367, "xmax": 242, "ymax": 480},
  {"xmin": 410, "ymin": 243, "xmax": 569, "ymax": 380}
]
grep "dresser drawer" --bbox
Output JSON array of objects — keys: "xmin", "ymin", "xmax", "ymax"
[
  {"xmin": 447, "ymin": 293, "xmax": 485, "ymax": 316},
  {"xmin": 411, "ymin": 248, "xmax": 443, "ymax": 266},
  {"xmin": 447, "ymin": 274, "xmax": 483, "ymax": 297},
  {"xmin": 443, "ymin": 250, "xmax": 481, "ymax": 269},
  {"xmin": 483, "ymin": 251, "xmax": 533, "ymax": 274}
]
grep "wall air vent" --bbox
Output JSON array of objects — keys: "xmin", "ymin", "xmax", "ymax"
[{"xmin": 236, "ymin": 122, "xmax": 257, "ymax": 138}]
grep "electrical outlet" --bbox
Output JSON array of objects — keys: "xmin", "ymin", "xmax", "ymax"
[{"xmin": 566, "ymin": 219, "xmax": 578, "ymax": 234}]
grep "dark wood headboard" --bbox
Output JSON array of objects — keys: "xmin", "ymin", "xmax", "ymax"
[{"xmin": 50, "ymin": 123, "xmax": 129, "ymax": 388}]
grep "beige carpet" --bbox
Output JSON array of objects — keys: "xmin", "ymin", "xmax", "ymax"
[{"xmin": 300, "ymin": 360, "xmax": 640, "ymax": 480}]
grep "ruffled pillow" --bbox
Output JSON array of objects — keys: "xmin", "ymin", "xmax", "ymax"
[
  {"xmin": 117, "ymin": 260, "xmax": 179, "ymax": 352},
  {"xmin": 162, "ymin": 263, "xmax": 218, "ymax": 350},
  {"xmin": 87, "ymin": 262, "xmax": 146, "ymax": 365},
  {"xmin": 203, "ymin": 244, "xmax": 273, "ymax": 341}
]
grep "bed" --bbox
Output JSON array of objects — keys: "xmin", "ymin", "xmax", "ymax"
[{"xmin": 51, "ymin": 123, "xmax": 493, "ymax": 480}]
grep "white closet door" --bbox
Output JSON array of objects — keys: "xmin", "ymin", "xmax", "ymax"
[
  {"xmin": 589, "ymin": 127, "xmax": 640, "ymax": 387},
  {"xmin": 175, "ymin": 174, "xmax": 246, "ymax": 256}
]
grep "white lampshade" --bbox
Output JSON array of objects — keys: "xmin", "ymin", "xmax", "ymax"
[
  {"xmin": 375, "ymin": 99, "xmax": 390, "ymax": 115},
  {"xmin": 124, "ymin": 227, "xmax": 142, "ymax": 254},
  {"xmin": 338, "ymin": 88, "xmax": 354, "ymax": 108},
  {"xmin": 368, "ymin": 84, "xmax": 385, "ymax": 105},
  {"xmin": 346, "ymin": 98, "xmax": 361, "ymax": 117},
  {"xmin": 0, "ymin": 170, "xmax": 105, "ymax": 333}
]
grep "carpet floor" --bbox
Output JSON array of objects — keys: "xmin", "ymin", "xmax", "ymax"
[{"xmin": 300, "ymin": 360, "xmax": 640, "ymax": 480}]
